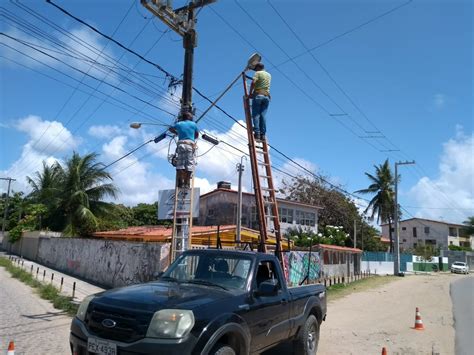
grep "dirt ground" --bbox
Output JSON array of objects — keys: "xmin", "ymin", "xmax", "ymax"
[{"xmin": 317, "ymin": 273, "xmax": 461, "ymax": 355}]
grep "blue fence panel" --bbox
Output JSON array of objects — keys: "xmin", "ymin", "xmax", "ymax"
[
  {"xmin": 362, "ymin": 251, "xmax": 394, "ymax": 262},
  {"xmin": 400, "ymin": 253, "xmax": 412, "ymax": 272}
]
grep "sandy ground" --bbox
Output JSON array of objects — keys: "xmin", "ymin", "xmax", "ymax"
[{"xmin": 317, "ymin": 273, "xmax": 461, "ymax": 355}]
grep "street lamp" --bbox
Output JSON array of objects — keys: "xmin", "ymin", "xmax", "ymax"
[
  {"xmin": 129, "ymin": 122, "xmax": 169, "ymax": 129},
  {"xmin": 394, "ymin": 160, "xmax": 415, "ymax": 276}
]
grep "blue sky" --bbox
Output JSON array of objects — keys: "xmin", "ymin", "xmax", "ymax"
[{"xmin": 1, "ymin": 0, "xmax": 472, "ymax": 225}]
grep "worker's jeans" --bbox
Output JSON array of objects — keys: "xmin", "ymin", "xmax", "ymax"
[{"xmin": 252, "ymin": 95, "xmax": 270, "ymax": 136}]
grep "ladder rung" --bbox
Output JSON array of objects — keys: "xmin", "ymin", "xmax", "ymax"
[
  {"xmin": 264, "ymin": 201, "xmax": 275, "ymax": 204},
  {"xmin": 265, "ymin": 215, "xmax": 278, "ymax": 219},
  {"xmin": 261, "ymin": 187, "xmax": 275, "ymax": 191},
  {"xmin": 258, "ymin": 162, "xmax": 270, "ymax": 166},
  {"xmin": 259, "ymin": 175, "xmax": 271, "ymax": 179}
]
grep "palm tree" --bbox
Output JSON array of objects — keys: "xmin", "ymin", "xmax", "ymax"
[
  {"xmin": 355, "ymin": 159, "xmax": 396, "ymax": 252},
  {"xmin": 27, "ymin": 152, "xmax": 118, "ymax": 236}
]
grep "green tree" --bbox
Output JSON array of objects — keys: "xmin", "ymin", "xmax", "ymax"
[
  {"xmin": 8, "ymin": 203, "xmax": 48, "ymax": 243},
  {"xmin": 0, "ymin": 191, "xmax": 29, "ymax": 231},
  {"xmin": 131, "ymin": 202, "xmax": 159, "ymax": 226},
  {"xmin": 462, "ymin": 216, "xmax": 474, "ymax": 235},
  {"xmin": 355, "ymin": 159, "xmax": 396, "ymax": 252},
  {"xmin": 27, "ymin": 152, "xmax": 118, "ymax": 236},
  {"xmin": 280, "ymin": 175, "xmax": 361, "ymax": 239}
]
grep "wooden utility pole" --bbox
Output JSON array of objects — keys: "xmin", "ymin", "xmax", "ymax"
[
  {"xmin": 141, "ymin": 0, "xmax": 216, "ymax": 261},
  {"xmin": 141, "ymin": 0, "xmax": 216, "ymax": 116},
  {"xmin": 1, "ymin": 177, "xmax": 15, "ymax": 235}
]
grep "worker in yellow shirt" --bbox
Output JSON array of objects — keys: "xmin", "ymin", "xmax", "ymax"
[{"xmin": 249, "ymin": 62, "xmax": 271, "ymax": 141}]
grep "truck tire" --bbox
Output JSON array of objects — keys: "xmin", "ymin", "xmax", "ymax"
[
  {"xmin": 211, "ymin": 344, "xmax": 236, "ymax": 355},
  {"xmin": 293, "ymin": 314, "xmax": 319, "ymax": 355}
]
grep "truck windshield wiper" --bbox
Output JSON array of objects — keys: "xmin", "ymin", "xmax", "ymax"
[{"xmin": 184, "ymin": 279, "xmax": 228, "ymax": 290}]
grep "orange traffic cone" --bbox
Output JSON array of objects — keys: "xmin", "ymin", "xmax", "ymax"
[
  {"xmin": 7, "ymin": 341, "xmax": 15, "ymax": 355},
  {"xmin": 413, "ymin": 307, "xmax": 425, "ymax": 330},
  {"xmin": 381, "ymin": 347, "xmax": 388, "ymax": 355}
]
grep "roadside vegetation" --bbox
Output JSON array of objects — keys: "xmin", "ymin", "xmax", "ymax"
[
  {"xmin": 0, "ymin": 257, "xmax": 78, "ymax": 316},
  {"xmin": 0, "ymin": 152, "xmax": 171, "ymax": 242},
  {"xmin": 326, "ymin": 275, "xmax": 399, "ymax": 301}
]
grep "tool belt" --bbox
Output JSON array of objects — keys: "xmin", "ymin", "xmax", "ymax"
[{"xmin": 178, "ymin": 139, "xmax": 196, "ymax": 149}]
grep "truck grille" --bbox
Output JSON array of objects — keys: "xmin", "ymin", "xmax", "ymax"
[{"xmin": 86, "ymin": 304, "xmax": 153, "ymax": 343}]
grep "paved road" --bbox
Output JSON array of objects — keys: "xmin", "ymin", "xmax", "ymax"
[
  {"xmin": 0, "ymin": 267, "xmax": 71, "ymax": 355},
  {"xmin": 451, "ymin": 275, "xmax": 474, "ymax": 355}
]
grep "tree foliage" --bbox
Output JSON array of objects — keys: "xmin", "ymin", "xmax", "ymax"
[
  {"xmin": 280, "ymin": 175, "xmax": 386, "ymax": 251},
  {"xmin": 26, "ymin": 152, "xmax": 118, "ymax": 237},
  {"xmin": 462, "ymin": 216, "xmax": 474, "ymax": 236},
  {"xmin": 355, "ymin": 159, "xmax": 396, "ymax": 252}
]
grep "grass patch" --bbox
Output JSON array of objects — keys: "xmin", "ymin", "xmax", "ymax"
[
  {"xmin": 326, "ymin": 275, "xmax": 399, "ymax": 301},
  {"xmin": 0, "ymin": 257, "xmax": 78, "ymax": 316}
]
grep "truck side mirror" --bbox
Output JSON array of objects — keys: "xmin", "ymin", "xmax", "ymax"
[
  {"xmin": 154, "ymin": 271, "xmax": 164, "ymax": 279},
  {"xmin": 256, "ymin": 279, "xmax": 278, "ymax": 297}
]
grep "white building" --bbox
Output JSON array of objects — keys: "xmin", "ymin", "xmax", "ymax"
[
  {"xmin": 381, "ymin": 218, "xmax": 471, "ymax": 250},
  {"xmin": 198, "ymin": 182, "xmax": 323, "ymax": 235}
]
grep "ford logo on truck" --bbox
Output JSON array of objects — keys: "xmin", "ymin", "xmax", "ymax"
[{"xmin": 101, "ymin": 319, "xmax": 117, "ymax": 328}]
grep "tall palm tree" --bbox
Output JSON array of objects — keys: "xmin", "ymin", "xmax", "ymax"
[
  {"xmin": 59, "ymin": 152, "xmax": 119, "ymax": 236},
  {"xmin": 355, "ymin": 159, "xmax": 396, "ymax": 252},
  {"xmin": 27, "ymin": 152, "xmax": 118, "ymax": 236}
]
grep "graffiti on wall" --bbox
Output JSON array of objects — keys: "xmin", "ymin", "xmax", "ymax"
[{"xmin": 283, "ymin": 251, "xmax": 321, "ymax": 287}]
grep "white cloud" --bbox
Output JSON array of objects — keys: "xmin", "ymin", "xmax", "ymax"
[
  {"xmin": 16, "ymin": 115, "xmax": 78, "ymax": 155},
  {"xmin": 101, "ymin": 136, "xmax": 174, "ymax": 205},
  {"xmin": 88, "ymin": 124, "xmax": 123, "ymax": 139},
  {"xmin": 433, "ymin": 93, "xmax": 446, "ymax": 109},
  {"xmin": 1, "ymin": 115, "xmax": 77, "ymax": 193},
  {"xmin": 408, "ymin": 127, "xmax": 474, "ymax": 223},
  {"xmin": 1, "ymin": 26, "xmax": 118, "ymax": 83}
]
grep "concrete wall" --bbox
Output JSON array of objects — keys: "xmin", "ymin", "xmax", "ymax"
[
  {"xmin": 36, "ymin": 238, "xmax": 169, "ymax": 288},
  {"xmin": 361, "ymin": 261, "xmax": 394, "ymax": 275},
  {"xmin": 1, "ymin": 231, "xmax": 62, "ymax": 257}
]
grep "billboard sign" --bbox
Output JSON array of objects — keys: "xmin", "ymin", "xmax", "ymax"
[{"xmin": 158, "ymin": 188, "xmax": 200, "ymax": 220}]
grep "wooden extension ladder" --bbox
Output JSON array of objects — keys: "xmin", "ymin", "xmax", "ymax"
[
  {"xmin": 170, "ymin": 173, "xmax": 196, "ymax": 263},
  {"xmin": 242, "ymin": 73, "xmax": 285, "ymax": 267}
]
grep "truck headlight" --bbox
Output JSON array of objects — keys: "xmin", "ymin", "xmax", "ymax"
[
  {"xmin": 76, "ymin": 295, "xmax": 94, "ymax": 322},
  {"xmin": 146, "ymin": 309, "xmax": 195, "ymax": 338}
]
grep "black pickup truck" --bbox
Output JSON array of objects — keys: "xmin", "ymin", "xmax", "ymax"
[{"xmin": 70, "ymin": 249, "xmax": 326, "ymax": 355}]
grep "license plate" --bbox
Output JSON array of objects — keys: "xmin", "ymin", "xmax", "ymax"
[{"xmin": 87, "ymin": 337, "xmax": 117, "ymax": 355}]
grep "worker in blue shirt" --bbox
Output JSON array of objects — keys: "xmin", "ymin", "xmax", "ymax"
[{"xmin": 169, "ymin": 112, "xmax": 199, "ymax": 188}]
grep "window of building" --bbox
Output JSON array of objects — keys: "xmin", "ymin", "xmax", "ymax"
[
  {"xmin": 449, "ymin": 241, "xmax": 453, "ymax": 245},
  {"xmin": 413, "ymin": 243, "xmax": 417, "ymax": 248},
  {"xmin": 208, "ymin": 208, "xmax": 214, "ymax": 216},
  {"xmin": 250, "ymin": 206, "xmax": 257, "ymax": 222},
  {"xmin": 412, "ymin": 227, "xmax": 417, "ymax": 238},
  {"xmin": 425, "ymin": 239, "xmax": 436, "ymax": 245},
  {"xmin": 402, "ymin": 227, "xmax": 406, "ymax": 231},
  {"xmin": 278, "ymin": 207, "xmax": 294, "ymax": 224},
  {"xmin": 390, "ymin": 227, "xmax": 394, "ymax": 232},
  {"xmin": 402, "ymin": 239, "xmax": 407, "ymax": 242},
  {"xmin": 448, "ymin": 227, "xmax": 457, "ymax": 237},
  {"xmin": 424, "ymin": 226, "xmax": 430, "ymax": 234},
  {"xmin": 295, "ymin": 210, "xmax": 316, "ymax": 227}
]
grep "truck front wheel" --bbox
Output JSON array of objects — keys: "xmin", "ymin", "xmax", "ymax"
[
  {"xmin": 293, "ymin": 315, "xmax": 319, "ymax": 355},
  {"xmin": 210, "ymin": 343, "xmax": 236, "ymax": 355}
]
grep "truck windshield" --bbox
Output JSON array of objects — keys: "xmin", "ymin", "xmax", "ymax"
[{"xmin": 162, "ymin": 253, "xmax": 252, "ymax": 290}]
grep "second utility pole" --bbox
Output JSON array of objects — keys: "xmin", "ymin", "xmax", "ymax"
[
  {"xmin": 1, "ymin": 177, "xmax": 15, "ymax": 235},
  {"xmin": 393, "ymin": 160, "xmax": 415, "ymax": 275}
]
